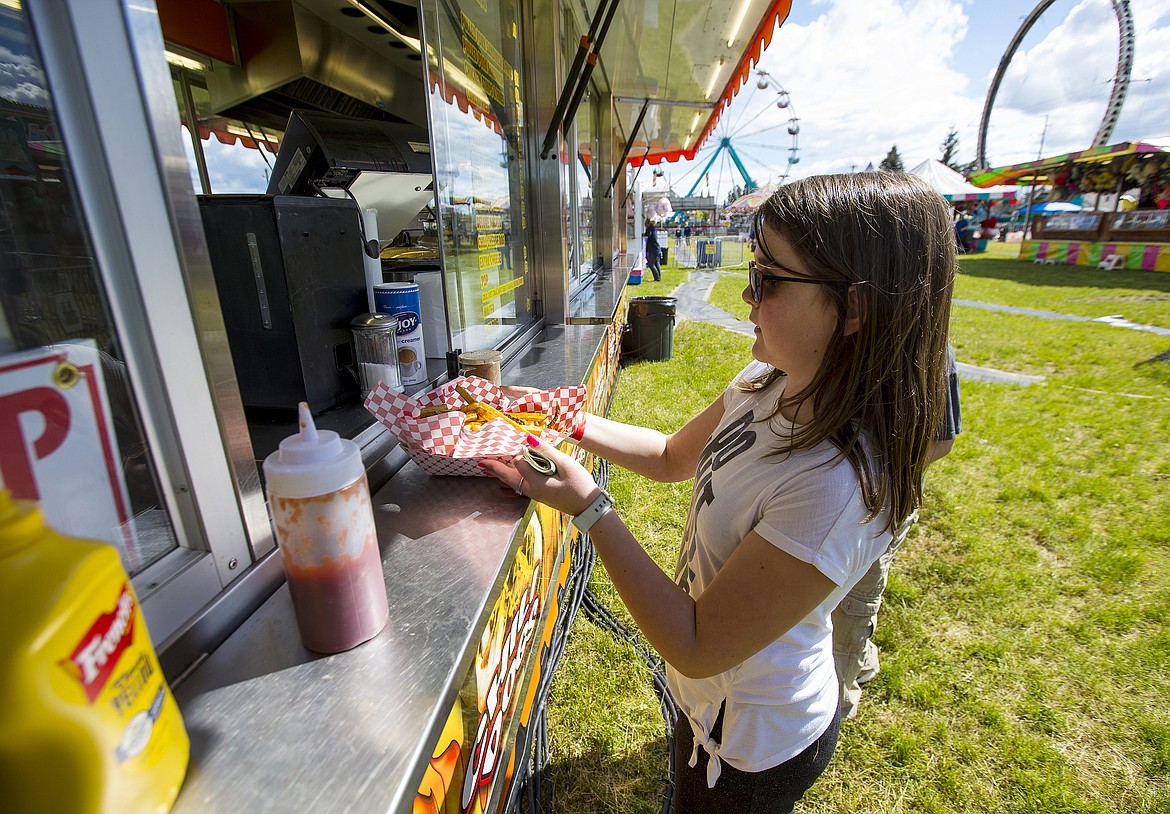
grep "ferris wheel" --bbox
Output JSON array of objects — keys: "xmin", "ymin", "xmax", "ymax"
[
  {"xmin": 669, "ymin": 69, "xmax": 801, "ymax": 203},
  {"xmin": 975, "ymin": 0, "xmax": 1135, "ymax": 169}
]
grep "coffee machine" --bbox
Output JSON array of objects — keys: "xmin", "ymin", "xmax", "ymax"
[
  {"xmin": 199, "ymin": 111, "xmax": 437, "ymax": 415},
  {"xmin": 198, "ymin": 194, "xmax": 367, "ymax": 414}
]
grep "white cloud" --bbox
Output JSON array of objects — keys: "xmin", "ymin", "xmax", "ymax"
[
  {"xmin": 1108, "ymin": 0, "xmax": 1170, "ymax": 147},
  {"xmin": 1, "ymin": 80, "xmax": 47, "ymax": 106},
  {"xmin": 0, "ymin": 44, "xmax": 47, "ymax": 105},
  {"xmin": 670, "ymin": 0, "xmax": 976, "ymax": 194},
  {"xmin": 183, "ymin": 131, "xmax": 273, "ymax": 194},
  {"xmin": 985, "ymin": 0, "xmax": 1170, "ymax": 164}
]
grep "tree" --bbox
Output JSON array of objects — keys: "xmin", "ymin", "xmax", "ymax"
[
  {"xmin": 724, "ymin": 184, "xmax": 744, "ymax": 207},
  {"xmin": 940, "ymin": 128, "xmax": 980, "ymax": 177},
  {"xmin": 940, "ymin": 128, "xmax": 961, "ymax": 170},
  {"xmin": 879, "ymin": 146, "xmax": 904, "ymax": 172}
]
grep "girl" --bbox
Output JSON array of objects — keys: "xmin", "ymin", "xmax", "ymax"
[{"xmin": 481, "ymin": 172, "xmax": 956, "ymax": 812}]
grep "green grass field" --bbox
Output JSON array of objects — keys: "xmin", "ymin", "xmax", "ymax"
[{"xmin": 545, "ymin": 254, "xmax": 1170, "ymax": 813}]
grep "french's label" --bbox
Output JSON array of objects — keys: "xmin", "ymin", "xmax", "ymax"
[{"xmin": 66, "ymin": 586, "xmax": 136, "ymax": 703}]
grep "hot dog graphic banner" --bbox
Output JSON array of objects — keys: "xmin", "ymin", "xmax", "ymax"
[{"xmin": 413, "ymin": 295, "xmax": 626, "ymax": 813}]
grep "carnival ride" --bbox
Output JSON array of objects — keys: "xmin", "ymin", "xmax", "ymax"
[
  {"xmin": 670, "ymin": 69, "xmax": 801, "ymax": 206},
  {"xmin": 975, "ymin": 0, "xmax": 1135, "ymax": 170}
]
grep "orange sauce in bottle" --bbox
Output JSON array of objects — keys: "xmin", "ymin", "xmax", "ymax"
[
  {"xmin": 273, "ymin": 478, "xmax": 387, "ymax": 653},
  {"xmin": 264, "ymin": 403, "xmax": 388, "ymax": 654}
]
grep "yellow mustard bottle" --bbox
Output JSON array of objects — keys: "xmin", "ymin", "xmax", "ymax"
[{"xmin": 0, "ymin": 489, "xmax": 189, "ymax": 813}]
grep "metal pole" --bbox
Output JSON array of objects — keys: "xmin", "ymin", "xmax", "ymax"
[
  {"xmin": 539, "ymin": 0, "xmax": 614, "ymax": 159},
  {"xmin": 177, "ymin": 69, "xmax": 211, "ymax": 194},
  {"xmin": 561, "ymin": 0, "xmax": 622, "ymax": 142},
  {"xmin": 633, "ymin": 184, "xmax": 642, "ymax": 265},
  {"xmin": 606, "ymin": 98, "xmax": 650, "ymax": 198},
  {"xmin": 1021, "ymin": 114, "xmax": 1048, "ymax": 242}
]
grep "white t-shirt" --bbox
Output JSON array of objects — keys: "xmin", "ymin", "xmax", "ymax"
[{"xmin": 666, "ymin": 362, "xmax": 892, "ymax": 786}]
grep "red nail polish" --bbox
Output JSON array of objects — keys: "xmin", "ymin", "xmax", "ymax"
[{"xmin": 525, "ymin": 434, "xmax": 540, "ymax": 447}]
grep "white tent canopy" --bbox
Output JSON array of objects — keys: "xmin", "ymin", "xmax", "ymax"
[{"xmin": 907, "ymin": 159, "xmax": 1018, "ymax": 201}]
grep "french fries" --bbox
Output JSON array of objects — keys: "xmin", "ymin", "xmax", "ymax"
[
  {"xmin": 450, "ymin": 385, "xmax": 554, "ymax": 434},
  {"xmin": 462, "ymin": 406, "xmax": 550, "ymax": 433}
]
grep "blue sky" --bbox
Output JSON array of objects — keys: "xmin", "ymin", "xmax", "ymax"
[{"xmin": 665, "ymin": 0, "xmax": 1170, "ymax": 201}]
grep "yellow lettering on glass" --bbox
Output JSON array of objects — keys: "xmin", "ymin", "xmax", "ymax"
[{"xmin": 481, "ymin": 276, "xmax": 524, "ymax": 303}]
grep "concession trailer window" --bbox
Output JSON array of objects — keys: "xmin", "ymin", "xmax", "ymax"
[
  {"xmin": 1, "ymin": 0, "xmax": 256, "ymax": 647},
  {"xmin": 418, "ymin": 0, "xmax": 538, "ymax": 352}
]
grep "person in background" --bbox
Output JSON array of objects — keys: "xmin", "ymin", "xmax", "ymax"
[
  {"xmin": 645, "ymin": 218, "xmax": 662, "ymax": 282},
  {"xmin": 833, "ymin": 348, "xmax": 961, "ymax": 719},
  {"xmin": 483, "ymin": 172, "xmax": 956, "ymax": 813},
  {"xmin": 954, "ymin": 211, "xmax": 975, "ymax": 253},
  {"xmin": 978, "ymin": 214, "xmax": 999, "ymax": 242}
]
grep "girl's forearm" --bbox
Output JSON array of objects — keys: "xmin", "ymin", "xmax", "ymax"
[
  {"xmin": 574, "ymin": 394, "xmax": 725, "ymax": 483},
  {"xmin": 574, "ymin": 413, "xmax": 678, "ymax": 480},
  {"xmin": 585, "ymin": 509, "xmax": 701, "ymax": 671}
]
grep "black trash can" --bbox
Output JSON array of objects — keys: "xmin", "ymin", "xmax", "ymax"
[
  {"xmin": 624, "ymin": 296, "xmax": 677, "ymax": 362},
  {"xmin": 659, "ymin": 245, "xmax": 669, "ymax": 266}
]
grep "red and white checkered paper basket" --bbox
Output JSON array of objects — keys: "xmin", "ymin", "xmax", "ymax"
[{"xmin": 364, "ymin": 375, "xmax": 587, "ymax": 476}]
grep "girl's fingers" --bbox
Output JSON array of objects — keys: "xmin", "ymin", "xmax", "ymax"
[
  {"xmin": 477, "ymin": 458, "xmax": 509, "ymax": 478},
  {"xmin": 482, "ymin": 437, "xmax": 597, "ymax": 514},
  {"xmin": 525, "ymin": 433, "xmax": 567, "ymax": 462},
  {"xmin": 478, "ymin": 459, "xmax": 528, "ymax": 496}
]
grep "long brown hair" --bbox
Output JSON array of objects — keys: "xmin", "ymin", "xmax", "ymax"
[{"xmin": 741, "ymin": 172, "xmax": 955, "ymax": 532}]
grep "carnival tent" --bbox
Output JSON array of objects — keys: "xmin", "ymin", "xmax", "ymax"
[
  {"xmin": 1014, "ymin": 201, "xmax": 1083, "ymax": 216},
  {"xmin": 908, "ymin": 159, "xmax": 1018, "ymax": 201}
]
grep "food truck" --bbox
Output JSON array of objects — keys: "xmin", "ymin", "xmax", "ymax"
[
  {"xmin": 0, "ymin": 0, "xmax": 794, "ymax": 810},
  {"xmin": 971, "ymin": 141, "xmax": 1170, "ymax": 272}
]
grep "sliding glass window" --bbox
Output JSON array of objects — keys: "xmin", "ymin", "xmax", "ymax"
[{"xmin": 419, "ymin": 0, "xmax": 536, "ymax": 352}]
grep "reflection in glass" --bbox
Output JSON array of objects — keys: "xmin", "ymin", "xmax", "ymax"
[
  {"xmin": 575, "ymin": 87, "xmax": 597, "ymax": 282},
  {"xmin": 420, "ymin": 0, "xmax": 535, "ymax": 352},
  {"xmin": 0, "ymin": 2, "xmax": 177, "ymax": 575},
  {"xmin": 171, "ymin": 66, "xmax": 278, "ymax": 195}
]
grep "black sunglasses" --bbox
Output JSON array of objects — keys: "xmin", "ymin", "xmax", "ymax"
[{"xmin": 747, "ymin": 259, "xmax": 828, "ymax": 304}]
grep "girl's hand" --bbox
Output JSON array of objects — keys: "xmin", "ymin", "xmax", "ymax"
[{"xmin": 479, "ymin": 435, "xmax": 600, "ymax": 517}]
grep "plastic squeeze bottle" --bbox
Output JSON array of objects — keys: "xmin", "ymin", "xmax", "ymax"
[
  {"xmin": 264, "ymin": 402, "xmax": 389, "ymax": 653},
  {"xmin": 0, "ymin": 489, "xmax": 189, "ymax": 814}
]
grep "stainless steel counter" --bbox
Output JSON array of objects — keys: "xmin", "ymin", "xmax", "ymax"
[
  {"xmin": 170, "ymin": 320, "xmax": 618, "ymax": 813},
  {"xmin": 567, "ymin": 264, "xmax": 629, "ymax": 324},
  {"xmin": 503, "ymin": 323, "xmax": 610, "ymax": 386},
  {"xmin": 172, "ymin": 469, "xmax": 531, "ymax": 813}
]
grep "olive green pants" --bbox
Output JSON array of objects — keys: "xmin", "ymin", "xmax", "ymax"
[{"xmin": 831, "ymin": 511, "xmax": 918, "ymax": 719}]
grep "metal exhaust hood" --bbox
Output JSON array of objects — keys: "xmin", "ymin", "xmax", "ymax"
[{"xmin": 205, "ymin": 0, "xmax": 428, "ymax": 132}]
